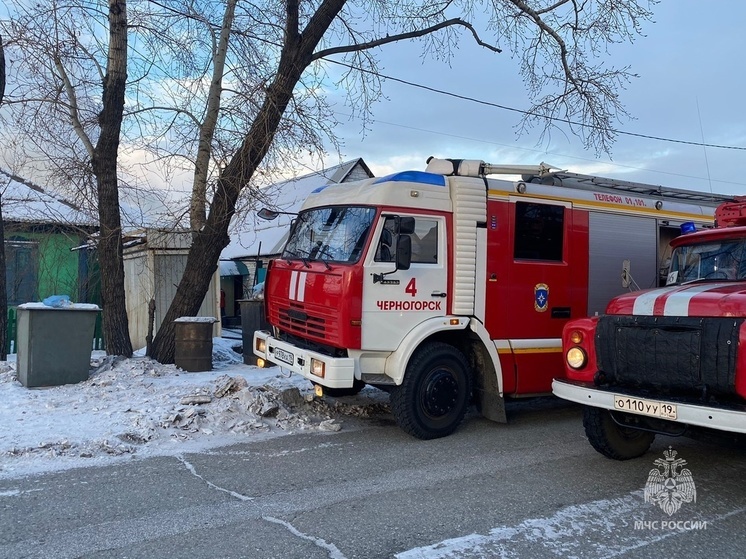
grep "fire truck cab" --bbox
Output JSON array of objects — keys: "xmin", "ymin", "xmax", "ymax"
[
  {"xmin": 554, "ymin": 198, "xmax": 746, "ymax": 460},
  {"xmin": 253, "ymin": 157, "xmax": 731, "ymax": 439}
]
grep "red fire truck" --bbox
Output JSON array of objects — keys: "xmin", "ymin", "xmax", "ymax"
[
  {"xmin": 253, "ymin": 157, "xmax": 732, "ymax": 439},
  {"xmin": 554, "ymin": 198, "xmax": 746, "ymax": 459}
]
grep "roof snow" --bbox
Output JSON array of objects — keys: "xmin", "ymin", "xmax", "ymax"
[
  {"xmin": 0, "ymin": 169, "xmax": 96, "ymax": 227},
  {"xmin": 222, "ymin": 158, "xmax": 373, "ymax": 260}
]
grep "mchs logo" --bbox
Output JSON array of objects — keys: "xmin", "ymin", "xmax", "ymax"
[
  {"xmin": 644, "ymin": 447, "xmax": 696, "ymax": 516},
  {"xmin": 635, "ymin": 447, "xmax": 706, "ymax": 531}
]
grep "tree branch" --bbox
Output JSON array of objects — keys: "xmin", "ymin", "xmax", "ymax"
[
  {"xmin": 124, "ymin": 105, "xmax": 202, "ymax": 127},
  {"xmin": 312, "ymin": 18, "xmax": 501, "ymax": 61},
  {"xmin": 536, "ymin": 0, "xmax": 573, "ymax": 15},
  {"xmin": 76, "ymin": 40, "xmax": 106, "ymax": 82},
  {"xmin": 508, "ymin": 0, "xmax": 574, "ymax": 82},
  {"xmin": 53, "ymin": 56, "xmax": 95, "ymax": 158},
  {"xmin": 191, "ymin": 0, "xmax": 237, "ymax": 231}
]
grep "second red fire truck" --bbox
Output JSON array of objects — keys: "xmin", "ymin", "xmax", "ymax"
[
  {"xmin": 554, "ymin": 198, "xmax": 746, "ymax": 459},
  {"xmin": 253, "ymin": 157, "xmax": 732, "ymax": 439}
]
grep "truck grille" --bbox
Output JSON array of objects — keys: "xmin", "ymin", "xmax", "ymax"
[
  {"xmin": 595, "ymin": 315, "xmax": 742, "ymax": 396},
  {"xmin": 270, "ymin": 301, "xmax": 339, "ymax": 343}
]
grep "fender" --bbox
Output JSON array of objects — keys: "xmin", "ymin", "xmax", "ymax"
[
  {"xmin": 467, "ymin": 317, "xmax": 504, "ymax": 395},
  {"xmin": 384, "ymin": 316, "xmax": 468, "ymax": 384},
  {"xmin": 383, "ymin": 315, "xmax": 503, "ymax": 391}
]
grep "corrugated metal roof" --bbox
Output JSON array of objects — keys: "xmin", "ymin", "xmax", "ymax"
[{"xmin": 219, "ymin": 260, "xmax": 250, "ymax": 276}]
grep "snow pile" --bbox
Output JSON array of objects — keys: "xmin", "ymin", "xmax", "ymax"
[{"xmin": 0, "ymin": 339, "xmax": 390, "ymax": 478}]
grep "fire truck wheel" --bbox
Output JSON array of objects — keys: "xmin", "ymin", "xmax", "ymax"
[
  {"xmin": 583, "ymin": 407, "xmax": 655, "ymax": 460},
  {"xmin": 390, "ymin": 342, "xmax": 472, "ymax": 440},
  {"xmin": 323, "ymin": 379, "xmax": 366, "ymax": 397}
]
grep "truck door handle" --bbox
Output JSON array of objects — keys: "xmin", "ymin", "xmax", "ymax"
[
  {"xmin": 551, "ymin": 307, "xmax": 571, "ymax": 319},
  {"xmin": 431, "ymin": 291, "xmax": 447, "ymax": 298}
]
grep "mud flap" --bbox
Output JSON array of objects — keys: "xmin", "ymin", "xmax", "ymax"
[
  {"xmin": 469, "ymin": 339, "xmax": 507, "ymax": 423},
  {"xmin": 474, "ymin": 386, "xmax": 507, "ymax": 423}
]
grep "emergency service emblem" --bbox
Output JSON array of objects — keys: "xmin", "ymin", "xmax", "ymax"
[
  {"xmin": 644, "ymin": 447, "xmax": 696, "ymax": 516},
  {"xmin": 534, "ymin": 283, "xmax": 549, "ymax": 312}
]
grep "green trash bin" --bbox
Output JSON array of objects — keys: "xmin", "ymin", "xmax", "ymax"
[
  {"xmin": 16, "ymin": 303, "xmax": 100, "ymax": 388},
  {"xmin": 174, "ymin": 317, "xmax": 217, "ymax": 372}
]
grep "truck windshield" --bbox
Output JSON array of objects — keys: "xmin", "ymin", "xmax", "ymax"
[
  {"xmin": 668, "ymin": 239, "xmax": 746, "ymax": 284},
  {"xmin": 283, "ymin": 206, "xmax": 376, "ymax": 264}
]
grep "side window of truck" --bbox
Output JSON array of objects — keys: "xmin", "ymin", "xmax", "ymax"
[
  {"xmin": 411, "ymin": 219, "xmax": 438, "ymax": 264},
  {"xmin": 374, "ymin": 217, "xmax": 439, "ymax": 264},
  {"xmin": 513, "ymin": 202, "xmax": 564, "ymax": 261}
]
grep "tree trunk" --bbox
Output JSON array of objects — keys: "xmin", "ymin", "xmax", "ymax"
[
  {"xmin": 0, "ymin": 196, "xmax": 7, "ymax": 361},
  {"xmin": 0, "ymin": 35, "xmax": 7, "ymax": 359},
  {"xmin": 1, "ymin": 33, "xmax": 5, "ymax": 105},
  {"xmin": 190, "ymin": 0, "xmax": 237, "ymax": 232},
  {"xmin": 150, "ymin": 0, "xmax": 347, "ymax": 363},
  {"xmin": 92, "ymin": 0, "xmax": 132, "ymax": 357}
]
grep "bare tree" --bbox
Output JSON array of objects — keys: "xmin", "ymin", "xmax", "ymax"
[
  {"xmin": 1, "ymin": 0, "xmax": 656, "ymax": 361},
  {"xmin": 0, "ymin": 32, "xmax": 5, "ymax": 105},
  {"xmin": 190, "ymin": 0, "xmax": 238, "ymax": 232},
  {"xmin": 0, "ymin": 0, "xmax": 138, "ymax": 357},
  {"xmin": 0, "ymin": 32, "xmax": 6, "ymax": 360},
  {"xmin": 0, "ymin": 0, "xmax": 240, "ymax": 356},
  {"xmin": 148, "ymin": 0, "xmax": 656, "ymax": 362},
  {"xmin": 90, "ymin": 1, "xmax": 132, "ymax": 356}
]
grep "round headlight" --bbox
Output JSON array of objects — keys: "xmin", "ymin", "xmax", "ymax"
[{"xmin": 566, "ymin": 347, "xmax": 587, "ymax": 370}]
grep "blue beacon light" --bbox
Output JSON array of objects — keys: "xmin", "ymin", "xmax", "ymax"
[{"xmin": 680, "ymin": 222, "xmax": 697, "ymax": 234}]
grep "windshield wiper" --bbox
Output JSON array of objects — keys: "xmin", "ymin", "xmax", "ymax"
[
  {"xmin": 316, "ymin": 244, "xmax": 333, "ymax": 270},
  {"xmin": 283, "ymin": 249, "xmax": 311, "ymax": 268},
  {"xmin": 308, "ymin": 242, "xmax": 333, "ymax": 269}
]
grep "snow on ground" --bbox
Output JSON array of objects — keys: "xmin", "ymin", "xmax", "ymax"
[{"xmin": 0, "ymin": 338, "xmax": 390, "ymax": 479}]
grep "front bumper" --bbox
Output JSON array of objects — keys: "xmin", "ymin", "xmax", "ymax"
[
  {"xmin": 252, "ymin": 330, "xmax": 355, "ymax": 388},
  {"xmin": 552, "ymin": 379, "xmax": 746, "ymax": 435}
]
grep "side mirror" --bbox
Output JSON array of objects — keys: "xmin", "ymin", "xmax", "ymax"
[
  {"xmin": 257, "ymin": 208, "xmax": 280, "ymax": 221},
  {"xmin": 257, "ymin": 207, "xmax": 298, "ymax": 221},
  {"xmin": 398, "ymin": 216, "xmax": 416, "ymax": 235},
  {"xmin": 396, "ymin": 235, "xmax": 412, "ymax": 271}
]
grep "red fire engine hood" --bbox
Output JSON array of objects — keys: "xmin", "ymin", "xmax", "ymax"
[{"xmin": 607, "ymin": 282, "xmax": 746, "ymax": 317}]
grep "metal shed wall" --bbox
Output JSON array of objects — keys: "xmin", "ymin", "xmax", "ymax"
[
  {"xmin": 154, "ymin": 252, "xmax": 219, "ymax": 333},
  {"xmin": 124, "ymin": 243, "xmax": 220, "ymax": 351}
]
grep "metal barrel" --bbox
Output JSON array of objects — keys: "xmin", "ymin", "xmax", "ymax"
[{"xmin": 174, "ymin": 320, "xmax": 214, "ymax": 372}]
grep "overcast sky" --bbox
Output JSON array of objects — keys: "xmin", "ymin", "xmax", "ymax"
[{"xmin": 327, "ymin": 1, "xmax": 746, "ymax": 197}]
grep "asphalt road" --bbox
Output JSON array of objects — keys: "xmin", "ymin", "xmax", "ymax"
[{"xmin": 3, "ymin": 397, "xmax": 746, "ymax": 559}]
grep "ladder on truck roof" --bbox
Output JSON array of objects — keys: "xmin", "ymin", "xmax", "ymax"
[
  {"xmin": 534, "ymin": 169, "xmax": 735, "ymax": 207},
  {"xmin": 425, "ymin": 157, "xmax": 735, "ymax": 207}
]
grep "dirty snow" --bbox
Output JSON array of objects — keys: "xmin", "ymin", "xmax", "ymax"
[{"xmin": 0, "ymin": 338, "xmax": 390, "ymax": 479}]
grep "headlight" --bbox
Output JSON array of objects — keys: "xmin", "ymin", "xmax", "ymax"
[
  {"xmin": 311, "ymin": 358, "xmax": 325, "ymax": 378},
  {"xmin": 566, "ymin": 347, "xmax": 587, "ymax": 370},
  {"xmin": 255, "ymin": 338, "xmax": 266, "ymax": 353}
]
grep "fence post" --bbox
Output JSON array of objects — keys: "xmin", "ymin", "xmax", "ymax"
[
  {"xmin": 6, "ymin": 307, "xmax": 16, "ymax": 354},
  {"xmin": 93, "ymin": 311, "xmax": 105, "ymax": 351}
]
